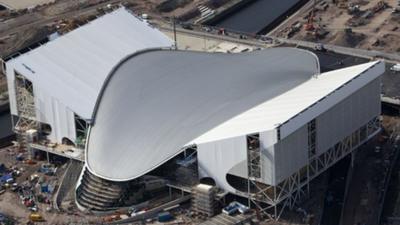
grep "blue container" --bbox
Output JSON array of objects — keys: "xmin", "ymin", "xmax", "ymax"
[
  {"xmin": 158, "ymin": 212, "xmax": 173, "ymax": 222},
  {"xmin": 41, "ymin": 184, "xmax": 49, "ymax": 193}
]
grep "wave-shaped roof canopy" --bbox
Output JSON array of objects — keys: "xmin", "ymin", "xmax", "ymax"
[{"xmin": 86, "ymin": 47, "xmax": 320, "ymax": 181}]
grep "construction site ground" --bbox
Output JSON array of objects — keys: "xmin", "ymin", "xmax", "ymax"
[
  {"xmin": 0, "ymin": 0, "xmax": 55, "ymax": 10},
  {"xmin": 0, "ymin": 146, "xmax": 102, "ymax": 225},
  {"xmin": 271, "ymin": 0, "xmax": 400, "ymax": 54}
]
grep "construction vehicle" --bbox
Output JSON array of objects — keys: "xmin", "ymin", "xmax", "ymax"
[
  {"xmin": 29, "ymin": 213, "xmax": 44, "ymax": 222},
  {"xmin": 304, "ymin": 8, "xmax": 315, "ymax": 31},
  {"xmin": 348, "ymin": 4, "xmax": 360, "ymax": 14},
  {"xmin": 304, "ymin": 2, "xmax": 328, "ymax": 40}
]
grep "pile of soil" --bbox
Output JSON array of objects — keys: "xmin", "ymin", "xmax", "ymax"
[{"xmin": 331, "ymin": 30, "xmax": 366, "ymax": 47}]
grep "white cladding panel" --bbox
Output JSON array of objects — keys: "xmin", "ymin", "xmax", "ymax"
[
  {"xmin": 269, "ymin": 77, "xmax": 382, "ymax": 185},
  {"xmin": 260, "ymin": 129, "xmax": 277, "ymax": 185},
  {"xmin": 5, "ymin": 67, "xmax": 17, "ymax": 116},
  {"xmin": 6, "ymin": 66, "xmax": 77, "ymax": 143},
  {"xmin": 280, "ymin": 61, "xmax": 384, "ymax": 139},
  {"xmin": 273, "ymin": 125, "xmax": 308, "ymax": 185},
  {"xmin": 33, "ymin": 83, "xmax": 76, "ymax": 143},
  {"xmin": 192, "ymin": 61, "xmax": 380, "ymax": 144},
  {"xmin": 197, "ymin": 135, "xmax": 247, "ymax": 192},
  {"xmin": 316, "ymin": 77, "xmax": 381, "ymax": 155}
]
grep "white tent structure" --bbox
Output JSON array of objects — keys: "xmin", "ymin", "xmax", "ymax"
[{"xmin": 5, "ymin": 7, "xmax": 173, "ymax": 144}]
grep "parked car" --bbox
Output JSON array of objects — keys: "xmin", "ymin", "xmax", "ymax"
[
  {"xmin": 222, "ymin": 201, "xmax": 250, "ymax": 215},
  {"xmin": 315, "ymin": 43, "xmax": 327, "ymax": 52}
]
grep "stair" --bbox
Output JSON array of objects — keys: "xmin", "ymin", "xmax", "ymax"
[{"xmin": 76, "ymin": 168, "xmax": 124, "ymax": 211}]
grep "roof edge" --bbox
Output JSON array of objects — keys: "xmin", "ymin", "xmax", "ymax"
[{"xmin": 90, "ymin": 47, "xmax": 173, "ymax": 123}]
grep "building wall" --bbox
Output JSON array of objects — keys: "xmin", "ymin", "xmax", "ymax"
[
  {"xmin": 5, "ymin": 65, "xmax": 77, "ymax": 143},
  {"xmin": 279, "ymin": 62, "xmax": 384, "ymax": 140},
  {"xmin": 273, "ymin": 124, "xmax": 308, "ymax": 185},
  {"xmin": 197, "ymin": 77, "xmax": 381, "ymax": 189},
  {"xmin": 270, "ymin": 77, "xmax": 381, "ymax": 185},
  {"xmin": 5, "ymin": 65, "xmax": 17, "ymax": 116},
  {"xmin": 316, "ymin": 77, "xmax": 381, "ymax": 155},
  {"xmin": 260, "ymin": 129, "xmax": 278, "ymax": 185},
  {"xmin": 197, "ymin": 135, "xmax": 247, "ymax": 192}
]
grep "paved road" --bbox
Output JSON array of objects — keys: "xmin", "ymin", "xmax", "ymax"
[
  {"xmin": 275, "ymin": 37, "xmax": 400, "ymax": 64},
  {"xmin": 160, "ymin": 25, "xmax": 400, "ymax": 64}
]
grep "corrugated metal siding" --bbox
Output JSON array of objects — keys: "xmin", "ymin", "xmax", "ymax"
[{"xmin": 316, "ymin": 77, "xmax": 381, "ymax": 155}]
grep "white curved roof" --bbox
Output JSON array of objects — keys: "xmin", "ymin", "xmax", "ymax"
[
  {"xmin": 86, "ymin": 48, "xmax": 320, "ymax": 181},
  {"xmin": 8, "ymin": 7, "xmax": 173, "ymax": 119}
]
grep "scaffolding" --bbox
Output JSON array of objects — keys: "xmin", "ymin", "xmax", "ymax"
[
  {"xmin": 74, "ymin": 114, "xmax": 89, "ymax": 149},
  {"xmin": 14, "ymin": 72, "xmax": 38, "ymax": 150},
  {"xmin": 246, "ymin": 116, "xmax": 381, "ymax": 221}
]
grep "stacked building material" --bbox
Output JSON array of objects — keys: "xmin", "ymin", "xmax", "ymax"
[{"xmin": 192, "ymin": 184, "xmax": 217, "ymax": 217}]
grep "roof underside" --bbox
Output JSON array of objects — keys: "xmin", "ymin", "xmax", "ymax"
[
  {"xmin": 86, "ymin": 48, "xmax": 321, "ymax": 181},
  {"xmin": 8, "ymin": 7, "xmax": 173, "ymax": 119}
]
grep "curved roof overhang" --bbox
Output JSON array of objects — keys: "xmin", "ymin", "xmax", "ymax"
[{"xmin": 85, "ymin": 47, "xmax": 320, "ymax": 181}]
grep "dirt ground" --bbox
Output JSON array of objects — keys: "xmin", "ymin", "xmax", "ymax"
[
  {"xmin": 272, "ymin": 0, "xmax": 400, "ymax": 54},
  {"xmin": 0, "ymin": 0, "xmax": 55, "ymax": 10},
  {"xmin": 0, "ymin": 147, "xmax": 101, "ymax": 225}
]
